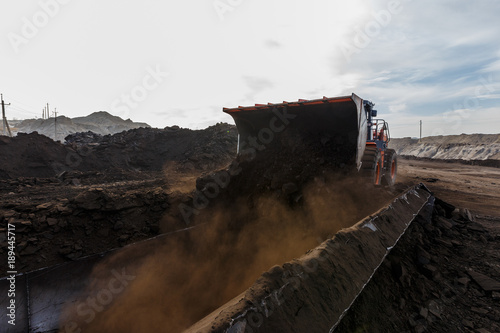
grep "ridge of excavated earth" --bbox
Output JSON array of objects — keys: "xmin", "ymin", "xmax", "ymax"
[
  {"xmin": 391, "ymin": 134, "xmax": 500, "ymax": 161},
  {"xmin": 8, "ymin": 111, "xmax": 150, "ymax": 141}
]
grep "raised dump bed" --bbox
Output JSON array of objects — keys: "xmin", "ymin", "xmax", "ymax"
[{"xmin": 224, "ymin": 94, "xmax": 368, "ymax": 170}]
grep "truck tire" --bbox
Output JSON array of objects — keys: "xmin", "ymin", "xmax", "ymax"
[
  {"xmin": 383, "ymin": 149, "xmax": 398, "ymax": 186},
  {"xmin": 360, "ymin": 146, "xmax": 382, "ymax": 185}
]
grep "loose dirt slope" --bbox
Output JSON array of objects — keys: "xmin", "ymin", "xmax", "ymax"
[
  {"xmin": 391, "ymin": 134, "xmax": 500, "ymax": 160},
  {"xmin": 12, "ymin": 111, "xmax": 150, "ymax": 141}
]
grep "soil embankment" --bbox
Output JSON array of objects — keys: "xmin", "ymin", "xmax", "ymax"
[
  {"xmin": 11, "ymin": 111, "xmax": 150, "ymax": 141},
  {"xmin": 391, "ymin": 134, "xmax": 500, "ymax": 160}
]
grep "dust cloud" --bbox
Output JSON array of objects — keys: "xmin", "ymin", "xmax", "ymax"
[{"xmin": 58, "ymin": 173, "xmax": 394, "ymax": 333}]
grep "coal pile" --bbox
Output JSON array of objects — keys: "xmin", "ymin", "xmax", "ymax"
[
  {"xmin": 80, "ymin": 123, "xmax": 237, "ymax": 172},
  {"xmin": 0, "ymin": 123, "xmax": 237, "ymax": 179},
  {"xmin": 0, "ymin": 132, "xmax": 74, "ymax": 179},
  {"xmin": 64, "ymin": 131, "xmax": 103, "ymax": 145}
]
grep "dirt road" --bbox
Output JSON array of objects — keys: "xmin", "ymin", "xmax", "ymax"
[{"xmin": 398, "ymin": 158, "xmax": 500, "ymax": 217}]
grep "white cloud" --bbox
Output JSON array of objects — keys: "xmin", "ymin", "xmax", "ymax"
[{"xmin": 388, "ymin": 103, "xmax": 407, "ymax": 113}]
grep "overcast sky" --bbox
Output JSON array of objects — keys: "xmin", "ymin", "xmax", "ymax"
[{"xmin": 1, "ymin": 0, "xmax": 499, "ymax": 138}]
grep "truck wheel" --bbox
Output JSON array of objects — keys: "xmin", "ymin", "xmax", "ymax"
[
  {"xmin": 383, "ymin": 149, "xmax": 398, "ymax": 186},
  {"xmin": 360, "ymin": 147, "xmax": 382, "ymax": 186}
]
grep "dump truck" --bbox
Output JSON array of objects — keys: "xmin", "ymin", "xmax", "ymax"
[{"xmin": 223, "ymin": 93, "xmax": 397, "ymax": 186}]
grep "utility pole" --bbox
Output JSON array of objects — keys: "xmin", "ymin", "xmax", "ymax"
[
  {"xmin": 1, "ymin": 95, "xmax": 5, "ymax": 134},
  {"xmin": 1, "ymin": 94, "xmax": 13, "ymax": 137},
  {"xmin": 419, "ymin": 120, "xmax": 422, "ymax": 142},
  {"xmin": 46, "ymin": 103, "xmax": 49, "ymax": 119},
  {"xmin": 54, "ymin": 108, "xmax": 58, "ymax": 141}
]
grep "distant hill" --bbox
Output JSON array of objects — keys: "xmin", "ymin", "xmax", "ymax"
[
  {"xmin": 391, "ymin": 134, "xmax": 500, "ymax": 160},
  {"xmin": 9, "ymin": 111, "xmax": 150, "ymax": 141}
]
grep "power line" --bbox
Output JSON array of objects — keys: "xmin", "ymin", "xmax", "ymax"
[
  {"xmin": 9, "ymin": 104, "xmax": 40, "ymax": 117},
  {"xmin": 7, "ymin": 96, "xmax": 39, "ymax": 112}
]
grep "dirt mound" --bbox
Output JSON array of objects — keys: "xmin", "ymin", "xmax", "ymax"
[
  {"xmin": 72, "ymin": 111, "xmax": 150, "ymax": 132},
  {"xmin": 0, "ymin": 123, "xmax": 237, "ymax": 180},
  {"xmin": 391, "ymin": 134, "xmax": 500, "ymax": 160},
  {"xmin": 0, "ymin": 132, "xmax": 73, "ymax": 179},
  {"xmin": 77, "ymin": 123, "xmax": 237, "ymax": 173},
  {"xmin": 13, "ymin": 111, "xmax": 150, "ymax": 141},
  {"xmin": 64, "ymin": 131, "xmax": 103, "ymax": 145}
]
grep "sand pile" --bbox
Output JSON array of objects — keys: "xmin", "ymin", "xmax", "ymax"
[
  {"xmin": 12, "ymin": 111, "xmax": 150, "ymax": 141},
  {"xmin": 391, "ymin": 134, "xmax": 500, "ymax": 161}
]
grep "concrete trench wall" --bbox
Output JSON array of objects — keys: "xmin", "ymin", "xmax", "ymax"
[{"xmin": 187, "ymin": 184, "xmax": 434, "ymax": 333}]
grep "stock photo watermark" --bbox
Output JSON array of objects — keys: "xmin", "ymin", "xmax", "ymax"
[
  {"xmin": 5, "ymin": 223, "xmax": 17, "ymax": 326},
  {"xmin": 62, "ymin": 268, "xmax": 136, "ymax": 333},
  {"xmin": 178, "ymin": 105, "xmax": 297, "ymax": 226},
  {"xmin": 7, "ymin": 0, "xmax": 73, "ymax": 54},
  {"xmin": 340, "ymin": 0, "xmax": 411, "ymax": 63},
  {"xmin": 213, "ymin": 0, "xmax": 245, "ymax": 21},
  {"xmin": 111, "ymin": 65, "xmax": 169, "ymax": 120}
]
